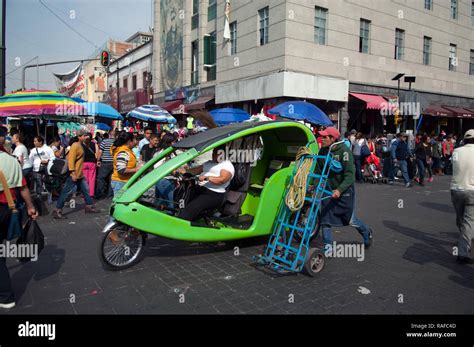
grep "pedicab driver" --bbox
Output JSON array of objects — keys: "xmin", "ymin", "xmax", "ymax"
[
  {"xmin": 179, "ymin": 146, "xmax": 235, "ymax": 221},
  {"xmin": 316, "ymin": 127, "xmax": 373, "ymax": 253}
]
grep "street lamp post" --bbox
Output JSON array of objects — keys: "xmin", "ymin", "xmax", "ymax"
[{"xmin": 392, "ymin": 73, "xmax": 405, "ymax": 133}]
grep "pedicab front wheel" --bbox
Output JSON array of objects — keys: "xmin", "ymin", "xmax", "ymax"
[
  {"xmin": 98, "ymin": 221, "xmax": 147, "ymax": 271},
  {"xmin": 303, "ymin": 248, "xmax": 325, "ymax": 277}
]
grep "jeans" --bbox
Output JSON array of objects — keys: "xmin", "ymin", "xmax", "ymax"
[
  {"xmin": 0, "ymin": 204, "xmax": 15, "ymax": 304},
  {"xmin": 155, "ymin": 179, "xmax": 175, "ymax": 209},
  {"xmin": 96, "ymin": 162, "xmax": 114, "ymax": 198},
  {"xmin": 111, "ymin": 180, "xmax": 126, "ymax": 197},
  {"xmin": 56, "ymin": 176, "xmax": 93, "ymax": 210},
  {"xmin": 398, "ymin": 159, "xmax": 410, "ymax": 184},
  {"xmin": 451, "ymin": 190, "xmax": 474, "ymax": 258},
  {"xmin": 31, "ymin": 171, "xmax": 45, "ymax": 195},
  {"xmin": 416, "ymin": 159, "xmax": 425, "ymax": 182},
  {"xmin": 322, "ymin": 205, "xmax": 372, "ymax": 248}
]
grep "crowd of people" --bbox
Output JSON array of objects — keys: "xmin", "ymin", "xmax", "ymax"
[{"xmin": 341, "ymin": 129, "xmax": 463, "ymax": 188}]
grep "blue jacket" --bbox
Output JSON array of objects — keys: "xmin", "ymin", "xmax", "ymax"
[{"xmin": 391, "ymin": 139, "xmax": 410, "ymax": 160}]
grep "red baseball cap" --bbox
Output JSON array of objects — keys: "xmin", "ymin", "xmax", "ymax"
[{"xmin": 318, "ymin": 127, "xmax": 341, "ymax": 139}]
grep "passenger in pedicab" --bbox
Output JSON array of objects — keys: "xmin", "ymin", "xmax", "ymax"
[
  {"xmin": 178, "ymin": 145, "xmax": 235, "ymax": 221},
  {"xmin": 315, "ymin": 127, "xmax": 373, "ymax": 253}
]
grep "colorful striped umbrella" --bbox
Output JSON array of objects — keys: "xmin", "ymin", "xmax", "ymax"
[
  {"xmin": 0, "ymin": 90, "xmax": 85, "ymax": 118},
  {"xmin": 127, "ymin": 104, "xmax": 176, "ymax": 123}
]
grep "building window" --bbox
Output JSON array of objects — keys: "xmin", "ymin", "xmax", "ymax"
[
  {"xmin": 192, "ymin": 0, "xmax": 199, "ymax": 30},
  {"xmin": 314, "ymin": 6, "xmax": 328, "ymax": 45},
  {"xmin": 359, "ymin": 19, "xmax": 371, "ymax": 53},
  {"xmin": 142, "ymin": 71, "xmax": 148, "ymax": 89},
  {"xmin": 471, "ymin": 1, "xmax": 474, "ymax": 25},
  {"xmin": 122, "ymin": 78, "xmax": 128, "ymax": 90},
  {"xmin": 470, "ymin": 50, "xmax": 474, "ymax": 75},
  {"xmin": 449, "ymin": 44, "xmax": 457, "ymax": 71},
  {"xmin": 208, "ymin": 0, "xmax": 217, "ymax": 21},
  {"xmin": 230, "ymin": 21, "xmax": 237, "ymax": 55},
  {"xmin": 132, "ymin": 75, "xmax": 137, "ymax": 90},
  {"xmin": 424, "ymin": 0, "xmax": 433, "ymax": 10},
  {"xmin": 423, "ymin": 36, "xmax": 432, "ymax": 65},
  {"xmin": 191, "ymin": 40, "xmax": 199, "ymax": 85},
  {"xmin": 258, "ymin": 6, "xmax": 269, "ymax": 46},
  {"xmin": 451, "ymin": 0, "xmax": 458, "ymax": 19},
  {"xmin": 395, "ymin": 28, "xmax": 405, "ymax": 60},
  {"xmin": 204, "ymin": 32, "xmax": 216, "ymax": 81}
]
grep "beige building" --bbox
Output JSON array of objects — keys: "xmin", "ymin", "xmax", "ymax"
[{"xmin": 153, "ymin": 0, "xmax": 474, "ymax": 134}]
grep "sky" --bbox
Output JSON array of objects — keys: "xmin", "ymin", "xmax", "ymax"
[{"xmin": 5, "ymin": 0, "xmax": 153, "ymax": 93}]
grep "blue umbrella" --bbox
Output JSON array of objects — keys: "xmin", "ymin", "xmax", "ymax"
[
  {"xmin": 127, "ymin": 105, "xmax": 176, "ymax": 124},
  {"xmin": 210, "ymin": 108, "xmax": 251, "ymax": 126},
  {"xmin": 81, "ymin": 102, "xmax": 123, "ymax": 120},
  {"xmin": 269, "ymin": 101, "xmax": 333, "ymax": 126},
  {"xmin": 95, "ymin": 122, "xmax": 111, "ymax": 131}
]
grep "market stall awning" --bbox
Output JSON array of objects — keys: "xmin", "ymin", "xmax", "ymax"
[
  {"xmin": 81, "ymin": 102, "xmax": 123, "ymax": 120},
  {"xmin": 184, "ymin": 96, "xmax": 215, "ymax": 112},
  {"xmin": 349, "ymin": 93, "xmax": 391, "ymax": 110},
  {"xmin": 422, "ymin": 106, "xmax": 455, "ymax": 118},
  {"xmin": 127, "ymin": 105, "xmax": 176, "ymax": 123},
  {"xmin": 0, "ymin": 90, "xmax": 85, "ymax": 117},
  {"xmin": 442, "ymin": 106, "xmax": 474, "ymax": 119},
  {"xmin": 159, "ymin": 100, "xmax": 183, "ymax": 113}
]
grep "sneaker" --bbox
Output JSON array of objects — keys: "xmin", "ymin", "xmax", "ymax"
[
  {"xmin": 85, "ymin": 206, "xmax": 100, "ymax": 214},
  {"xmin": 456, "ymin": 256, "xmax": 474, "ymax": 264},
  {"xmin": 365, "ymin": 230, "xmax": 374, "ymax": 249},
  {"xmin": 414, "ymin": 177, "xmax": 420, "ymax": 183},
  {"xmin": 388, "ymin": 180, "xmax": 394, "ymax": 185},
  {"xmin": 0, "ymin": 301, "xmax": 16, "ymax": 309},
  {"xmin": 52, "ymin": 210, "xmax": 67, "ymax": 220},
  {"xmin": 427, "ymin": 177, "xmax": 433, "ymax": 183},
  {"xmin": 405, "ymin": 182, "xmax": 412, "ymax": 188}
]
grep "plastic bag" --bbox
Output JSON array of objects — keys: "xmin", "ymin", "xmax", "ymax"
[{"xmin": 16, "ymin": 219, "xmax": 45, "ymax": 263}]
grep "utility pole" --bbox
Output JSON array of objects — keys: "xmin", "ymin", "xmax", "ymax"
[{"xmin": 1, "ymin": 0, "xmax": 6, "ymax": 96}]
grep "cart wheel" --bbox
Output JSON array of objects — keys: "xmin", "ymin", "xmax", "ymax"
[
  {"xmin": 303, "ymin": 248, "xmax": 325, "ymax": 277},
  {"xmin": 98, "ymin": 222, "xmax": 147, "ymax": 271}
]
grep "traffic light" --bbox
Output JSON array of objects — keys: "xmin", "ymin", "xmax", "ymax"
[{"xmin": 100, "ymin": 50, "xmax": 110, "ymax": 67}]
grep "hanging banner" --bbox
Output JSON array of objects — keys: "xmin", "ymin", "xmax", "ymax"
[
  {"xmin": 53, "ymin": 64, "xmax": 85, "ymax": 99},
  {"xmin": 223, "ymin": 0, "xmax": 231, "ymax": 41}
]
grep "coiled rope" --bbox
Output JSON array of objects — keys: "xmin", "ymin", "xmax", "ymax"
[{"xmin": 285, "ymin": 147, "xmax": 313, "ymax": 212}]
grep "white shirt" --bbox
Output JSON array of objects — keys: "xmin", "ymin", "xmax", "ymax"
[
  {"xmin": 451, "ymin": 144, "xmax": 474, "ymax": 191},
  {"xmin": 200, "ymin": 160, "xmax": 235, "ymax": 193},
  {"xmin": 13, "ymin": 144, "xmax": 32, "ymax": 169},
  {"xmin": 138, "ymin": 138, "xmax": 150, "ymax": 152},
  {"xmin": 29, "ymin": 145, "xmax": 55, "ymax": 172}
]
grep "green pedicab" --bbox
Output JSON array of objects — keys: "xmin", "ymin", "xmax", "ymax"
[{"xmin": 98, "ymin": 121, "xmax": 318, "ymax": 270}]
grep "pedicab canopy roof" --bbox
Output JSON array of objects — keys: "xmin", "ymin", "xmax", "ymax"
[{"xmin": 173, "ymin": 120, "xmax": 313, "ymax": 152}]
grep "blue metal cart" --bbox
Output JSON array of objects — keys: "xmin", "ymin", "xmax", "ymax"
[{"xmin": 255, "ymin": 142, "xmax": 344, "ymax": 276}]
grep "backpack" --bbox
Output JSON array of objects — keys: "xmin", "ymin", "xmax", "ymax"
[
  {"xmin": 229, "ymin": 163, "xmax": 251, "ymax": 191},
  {"xmin": 49, "ymin": 158, "xmax": 68, "ymax": 177}
]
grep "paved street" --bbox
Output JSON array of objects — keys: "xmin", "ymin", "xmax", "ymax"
[{"xmin": 3, "ymin": 175, "xmax": 474, "ymax": 315}]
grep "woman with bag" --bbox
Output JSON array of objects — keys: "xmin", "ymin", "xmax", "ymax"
[
  {"xmin": 28, "ymin": 136, "xmax": 55, "ymax": 196},
  {"xmin": 0, "ymin": 150, "xmax": 38, "ymax": 310},
  {"xmin": 82, "ymin": 133, "xmax": 100, "ymax": 199}
]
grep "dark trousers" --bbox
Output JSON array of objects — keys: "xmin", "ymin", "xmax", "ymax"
[
  {"xmin": 354, "ymin": 155, "xmax": 363, "ymax": 181},
  {"xmin": 416, "ymin": 159, "xmax": 426, "ymax": 182},
  {"xmin": 0, "ymin": 204, "xmax": 15, "ymax": 304},
  {"xmin": 96, "ymin": 162, "xmax": 114, "ymax": 199},
  {"xmin": 383, "ymin": 157, "xmax": 392, "ymax": 178},
  {"xmin": 179, "ymin": 186, "xmax": 226, "ymax": 221}
]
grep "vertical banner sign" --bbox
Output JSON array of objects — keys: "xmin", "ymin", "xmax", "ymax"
[
  {"xmin": 53, "ymin": 64, "xmax": 85, "ymax": 99},
  {"xmin": 223, "ymin": 1, "xmax": 231, "ymax": 41},
  {"xmin": 160, "ymin": 0, "xmax": 183, "ymax": 91}
]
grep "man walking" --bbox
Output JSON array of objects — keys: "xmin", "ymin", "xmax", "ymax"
[
  {"xmin": 451, "ymin": 129, "xmax": 474, "ymax": 264},
  {"xmin": 0, "ymin": 150, "xmax": 38, "ymax": 309},
  {"xmin": 316, "ymin": 127, "xmax": 373, "ymax": 252},
  {"xmin": 96, "ymin": 131, "xmax": 115, "ymax": 199},
  {"xmin": 138, "ymin": 126, "xmax": 153, "ymax": 152},
  {"xmin": 389, "ymin": 133, "xmax": 412, "ymax": 187},
  {"xmin": 53, "ymin": 129, "xmax": 99, "ymax": 219}
]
